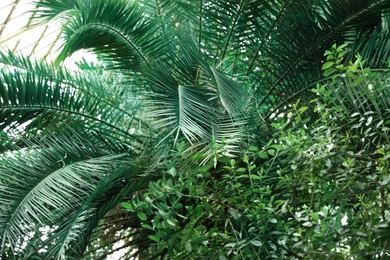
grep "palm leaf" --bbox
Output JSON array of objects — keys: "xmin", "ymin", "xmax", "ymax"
[
  {"xmin": 34, "ymin": 0, "xmax": 170, "ymax": 70},
  {"xmin": 145, "ymin": 67, "xmax": 213, "ymax": 144},
  {"xmin": 0, "ymin": 51, "xmax": 149, "ymax": 152},
  {"xmin": 0, "ymin": 130, "xmax": 147, "ymax": 259},
  {"xmin": 253, "ymin": 0, "xmax": 390, "ymax": 113},
  {"xmin": 144, "ymin": 36, "xmax": 250, "ymax": 159},
  {"xmin": 32, "ymin": 0, "xmax": 84, "ymax": 23}
]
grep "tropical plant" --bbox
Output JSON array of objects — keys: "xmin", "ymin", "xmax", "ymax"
[
  {"xmin": 0, "ymin": 0, "xmax": 390, "ymax": 259},
  {"xmin": 124, "ymin": 46, "xmax": 390, "ymax": 259}
]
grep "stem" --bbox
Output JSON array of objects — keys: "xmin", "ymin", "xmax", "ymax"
[{"xmin": 381, "ymin": 240, "xmax": 389, "ymax": 260}]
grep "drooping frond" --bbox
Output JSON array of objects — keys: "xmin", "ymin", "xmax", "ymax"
[
  {"xmin": 0, "ymin": 130, "xmax": 148, "ymax": 259},
  {"xmin": 145, "ymin": 67, "xmax": 215, "ymax": 144},
  {"xmin": 144, "ymin": 36, "xmax": 251, "ymax": 160},
  {"xmin": 0, "ymin": 51, "xmax": 149, "ymax": 152},
  {"xmin": 197, "ymin": 0, "xmax": 278, "ymax": 70},
  {"xmin": 33, "ymin": 0, "xmax": 170, "ymax": 71}
]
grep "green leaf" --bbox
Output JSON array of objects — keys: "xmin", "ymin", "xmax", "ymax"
[
  {"xmin": 141, "ymin": 224, "xmax": 154, "ymax": 230},
  {"xmin": 185, "ymin": 241, "xmax": 192, "ymax": 252},
  {"xmin": 148, "ymin": 235, "xmax": 160, "ymax": 243},
  {"xmin": 351, "ymin": 112, "xmax": 360, "ymax": 117},
  {"xmin": 326, "ymin": 54, "xmax": 335, "ymax": 60},
  {"xmin": 337, "ymin": 50, "xmax": 348, "ymax": 59},
  {"xmin": 292, "ymin": 241, "xmax": 303, "ymax": 248},
  {"xmin": 309, "ymin": 212, "xmax": 319, "ymax": 221},
  {"xmin": 267, "ymin": 149, "xmax": 275, "ymax": 156},
  {"xmin": 177, "ymin": 141, "xmax": 185, "ymax": 153},
  {"xmin": 120, "ymin": 202, "xmax": 133, "ymax": 210},
  {"xmin": 250, "ymin": 240, "xmax": 263, "ymax": 247},
  {"xmin": 355, "ymin": 181, "xmax": 365, "ymax": 190},
  {"xmin": 137, "ymin": 211, "xmax": 147, "ymax": 221},
  {"xmin": 194, "ymin": 225, "xmax": 207, "ymax": 233},
  {"xmin": 258, "ymin": 151, "xmax": 267, "ymax": 159},
  {"xmin": 229, "ymin": 208, "xmax": 239, "ymax": 220},
  {"xmin": 324, "ymin": 68, "xmax": 337, "ymax": 77},
  {"xmin": 336, "ymin": 43, "xmax": 348, "ymax": 51},
  {"xmin": 322, "ymin": 61, "xmax": 334, "ymax": 70},
  {"xmin": 298, "ymin": 106, "xmax": 308, "ymax": 114},
  {"xmin": 167, "ymin": 217, "xmax": 178, "ymax": 228},
  {"xmin": 356, "ymin": 231, "xmax": 367, "ymax": 237}
]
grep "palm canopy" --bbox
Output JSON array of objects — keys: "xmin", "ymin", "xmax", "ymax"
[
  {"xmin": 0, "ymin": 0, "xmax": 390, "ymax": 258},
  {"xmin": 33, "ymin": 0, "xmax": 390, "ymax": 110}
]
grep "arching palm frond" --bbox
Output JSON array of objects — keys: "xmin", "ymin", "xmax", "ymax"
[
  {"xmin": 28, "ymin": 0, "xmax": 390, "ymax": 118},
  {"xmin": 0, "ymin": 129, "xmax": 148, "ymax": 259},
  {"xmin": 0, "ymin": 51, "xmax": 150, "ymax": 153},
  {"xmin": 33, "ymin": 0, "xmax": 171, "ymax": 71}
]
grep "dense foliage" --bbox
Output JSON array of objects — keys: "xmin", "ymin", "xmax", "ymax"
[
  {"xmin": 119, "ymin": 47, "xmax": 390, "ymax": 259},
  {"xmin": 0, "ymin": 0, "xmax": 390, "ymax": 259}
]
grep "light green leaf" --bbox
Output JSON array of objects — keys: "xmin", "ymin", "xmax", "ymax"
[
  {"xmin": 137, "ymin": 212, "xmax": 147, "ymax": 221},
  {"xmin": 185, "ymin": 241, "xmax": 192, "ymax": 252},
  {"xmin": 141, "ymin": 224, "xmax": 154, "ymax": 230},
  {"xmin": 229, "ymin": 208, "xmax": 239, "ymax": 220},
  {"xmin": 250, "ymin": 240, "xmax": 263, "ymax": 247},
  {"xmin": 120, "ymin": 202, "xmax": 133, "ymax": 210},
  {"xmin": 322, "ymin": 61, "xmax": 334, "ymax": 70},
  {"xmin": 356, "ymin": 231, "xmax": 367, "ymax": 237},
  {"xmin": 324, "ymin": 68, "xmax": 337, "ymax": 77},
  {"xmin": 309, "ymin": 212, "xmax": 319, "ymax": 221}
]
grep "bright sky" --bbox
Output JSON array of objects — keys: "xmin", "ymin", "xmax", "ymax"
[
  {"xmin": 0, "ymin": 0, "xmax": 63, "ymax": 60},
  {"xmin": 0, "ymin": 0, "xmax": 99, "ymax": 69}
]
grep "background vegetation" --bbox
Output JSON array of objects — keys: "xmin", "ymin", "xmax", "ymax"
[{"xmin": 0, "ymin": 0, "xmax": 390, "ymax": 259}]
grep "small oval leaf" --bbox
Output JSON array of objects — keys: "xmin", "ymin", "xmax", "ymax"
[
  {"xmin": 322, "ymin": 61, "xmax": 334, "ymax": 70},
  {"xmin": 137, "ymin": 212, "xmax": 147, "ymax": 221}
]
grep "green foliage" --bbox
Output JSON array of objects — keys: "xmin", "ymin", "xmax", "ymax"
[
  {"xmin": 125, "ymin": 149, "xmax": 287, "ymax": 259},
  {"xmin": 121, "ymin": 47, "xmax": 390, "ymax": 259},
  {"xmin": 1, "ymin": 0, "xmax": 390, "ymax": 259}
]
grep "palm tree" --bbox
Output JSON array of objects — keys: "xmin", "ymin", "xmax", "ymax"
[{"xmin": 0, "ymin": 0, "xmax": 389, "ymax": 258}]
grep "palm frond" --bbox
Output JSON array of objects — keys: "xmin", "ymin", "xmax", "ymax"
[
  {"xmin": 0, "ymin": 130, "xmax": 147, "ymax": 259},
  {"xmin": 146, "ymin": 67, "xmax": 213, "ymax": 144},
  {"xmin": 32, "ymin": 0, "xmax": 84, "ymax": 23},
  {"xmin": 34, "ymin": 0, "xmax": 170, "ymax": 71},
  {"xmin": 200, "ymin": 0, "xmax": 281, "ymax": 71},
  {"xmin": 144, "ymin": 36, "xmax": 250, "ymax": 159},
  {"xmin": 208, "ymin": 67, "xmax": 250, "ymax": 117},
  {"xmin": 2, "ymin": 1, "xmax": 389, "ymax": 258},
  {"xmin": 254, "ymin": 0, "xmax": 390, "ymax": 113},
  {"xmin": 0, "ymin": 51, "xmax": 149, "ymax": 152}
]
